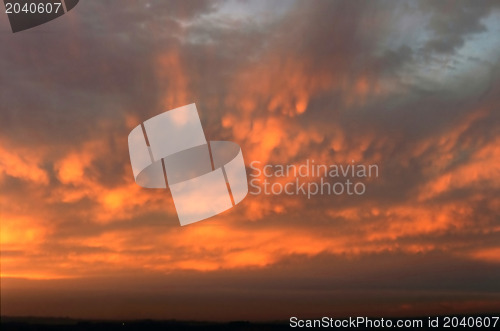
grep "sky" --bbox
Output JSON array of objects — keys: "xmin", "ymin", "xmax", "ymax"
[{"xmin": 1, "ymin": 0, "xmax": 500, "ymax": 321}]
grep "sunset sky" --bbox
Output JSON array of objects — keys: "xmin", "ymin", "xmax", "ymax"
[{"xmin": 1, "ymin": 0, "xmax": 500, "ymax": 321}]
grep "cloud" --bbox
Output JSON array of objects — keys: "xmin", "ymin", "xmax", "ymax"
[
  {"xmin": 0, "ymin": 144, "xmax": 48, "ymax": 185},
  {"xmin": 421, "ymin": 0, "xmax": 500, "ymax": 54}
]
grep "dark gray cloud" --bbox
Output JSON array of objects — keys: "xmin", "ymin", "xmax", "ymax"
[
  {"xmin": 421, "ymin": 0, "xmax": 500, "ymax": 53},
  {"xmin": 2, "ymin": 251, "xmax": 499, "ymax": 320}
]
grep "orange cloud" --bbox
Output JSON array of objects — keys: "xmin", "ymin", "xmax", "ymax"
[
  {"xmin": 156, "ymin": 50, "xmax": 192, "ymax": 110},
  {"xmin": 0, "ymin": 144, "xmax": 48, "ymax": 185},
  {"xmin": 470, "ymin": 247, "xmax": 500, "ymax": 263}
]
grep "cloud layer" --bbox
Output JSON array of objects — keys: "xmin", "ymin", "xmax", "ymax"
[{"xmin": 1, "ymin": 0, "xmax": 500, "ymax": 320}]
